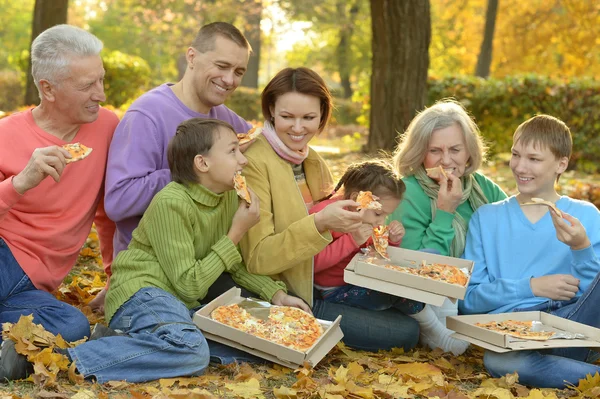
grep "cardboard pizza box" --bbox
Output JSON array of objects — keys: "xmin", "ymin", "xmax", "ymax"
[
  {"xmin": 192, "ymin": 287, "xmax": 344, "ymax": 369},
  {"xmin": 344, "ymin": 246, "xmax": 474, "ymax": 306},
  {"xmin": 447, "ymin": 311, "xmax": 600, "ymax": 352}
]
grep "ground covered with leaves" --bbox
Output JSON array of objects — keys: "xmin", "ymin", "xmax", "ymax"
[{"xmin": 2, "ymin": 146, "xmax": 600, "ymax": 399}]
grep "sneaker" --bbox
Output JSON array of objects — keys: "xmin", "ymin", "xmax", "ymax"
[
  {"xmin": 89, "ymin": 323, "xmax": 126, "ymax": 341},
  {"xmin": 0, "ymin": 340, "xmax": 33, "ymax": 382}
]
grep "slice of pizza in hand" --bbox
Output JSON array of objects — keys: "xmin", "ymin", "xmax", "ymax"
[
  {"xmin": 521, "ymin": 197, "xmax": 562, "ymax": 217},
  {"xmin": 426, "ymin": 165, "xmax": 449, "ymax": 180},
  {"xmin": 372, "ymin": 225, "xmax": 390, "ymax": 259},
  {"xmin": 62, "ymin": 143, "xmax": 93, "ymax": 164},
  {"xmin": 356, "ymin": 191, "xmax": 382, "ymax": 210},
  {"xmin": 237, "ymin": 127, "xmax": 263, "ymax": 145},
  {"xmin": 233, "ymin": 171, "xmax": 252, "ymax": 204}
]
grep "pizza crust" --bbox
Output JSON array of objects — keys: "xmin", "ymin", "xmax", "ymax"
[
  {"xmin": 234, "ymin": 172, "xmax": 251, "ymax": 204},
  {"xmin": 237, "ymin": 127, "xmax": 263, "ymax": 145},
  {"xmin": 62, "ymin": 143, "xmax": 93, "ymax": 164},
  {"xmin": 521, "ymin": 197, "xmax": 562, "ymax": 217},
  {"xmin": 426, "ymin": 166, "xmax": 448, "ymax": 180}
]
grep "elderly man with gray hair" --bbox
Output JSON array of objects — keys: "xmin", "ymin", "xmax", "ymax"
[{"xmin": 0, "ymin": 24, "xmax": 118, "ymax": 381}]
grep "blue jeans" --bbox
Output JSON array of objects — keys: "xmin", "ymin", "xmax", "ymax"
[
  {"xmin": 69, "ymin": 287, "xmax": 211, "ymax": 383},
  {"xmin": 321, "ymin": 284, "xmax": 424, "ymax": 314},
  {"xmin": 484, "ymin": 269, "xmax": 600, "ymax": 388},
  {"xmin": 0, "ymin": 239, "xmax": 90, "ymax": 342}
]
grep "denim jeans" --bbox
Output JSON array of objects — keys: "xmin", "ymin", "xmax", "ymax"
[
  {"xmin": 321, "ymin": 284, "xmax": 424, "ymax": 314},
  {"xmin": 483, "ymin": 268, "xmax": 600, "ymax": 388},
  {"xmin": 0, "ymin": 239, "xmax": 90, "ymax": 342},
  {"xmin": 69, "ymin": 287, "xmax": 211, "ymax": 383}
]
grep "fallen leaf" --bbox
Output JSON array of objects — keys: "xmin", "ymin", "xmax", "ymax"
[
  {"xmin": 224, "ymin": 378, "xmax": 265, "ymax": 399},
  {"xmin": 273, "ymin": 386, "xmax": 298, "ymax": 398}
]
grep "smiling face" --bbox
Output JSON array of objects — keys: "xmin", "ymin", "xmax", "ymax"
[
  {"xmin": 423, "ymin": 123, "xmax": 470, "ymax": 179},
  {"xmin": 199, "ymin": 126, "xmax": 248, "ymax": 193},
  {"xmin": 49, "ymin": 54, "xmax": 106, "ymax": 125},
  {"xmin": 270, "ymin": 92, "xmax": 322, "ymax": 151},
  {"xmin": 510, "ymin": 139, "xmax": 568, "ymax": 200},
  {"xmin": 188, "ymin": 36, "xmax": 249, "ymax": 114}
]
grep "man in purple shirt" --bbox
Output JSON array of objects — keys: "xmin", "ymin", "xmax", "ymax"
[{"xmin": 94, "ymin": 23, "xmax": 253, "ymax": 310}]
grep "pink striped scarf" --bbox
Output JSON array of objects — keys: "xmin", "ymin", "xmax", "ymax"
[{"xmin": 261, "ymin": 121, "xmax": 309, "ymax": 165}]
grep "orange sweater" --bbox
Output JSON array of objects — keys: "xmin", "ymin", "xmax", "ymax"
[{"xmin": 0, "ymin": 108, "xmax": 118, "ymax": 292}]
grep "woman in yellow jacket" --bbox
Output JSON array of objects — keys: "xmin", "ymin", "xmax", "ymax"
[{"xmin": 240, "ymin": 67, "xmax": 420, "ymax": 351}]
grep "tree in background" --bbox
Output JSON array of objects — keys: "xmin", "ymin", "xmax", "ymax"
[
  {"xmin": 474, "ymin": 0, "xmax": 498, "ymax": 78},
  {"xmin": 25, "ymin": 0, "xmax": 69, "ymax": 105},
  {"xmin": 366, "ymin": 0, "xmax": 431, "ymax": 152},
  {"xmin": 240, "ymin": 1, "xmax": 263, "ymax": 88}
]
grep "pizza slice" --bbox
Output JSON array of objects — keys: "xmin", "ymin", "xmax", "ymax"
[
  {"xmin": 372, "ymin": 225, "xmax": 390, "ymax": 259},
  {"xmin": 233, "ymin": 171, "xmax": 252, "ymax": 204},
  {"xmin": 62, "ymin": 143, "xmax": 93, "ymax": 164},
  {"xmin": 475, "ymin": 320, "xmax": 556, "ymax": 341},
  {"xmin": 356, "ymin": 191, "xmax": 382, "ymax": 210},
  {"xmin": 426, "ymin": 165, "xmax": 450, "ymax": 180},
  {"xmin": 237, "ymin": 127, "xmax": 263, "ymax": 145},
  {"xmin": 521, "ymin": 197, "xmax": 562, "ymax": 217}
]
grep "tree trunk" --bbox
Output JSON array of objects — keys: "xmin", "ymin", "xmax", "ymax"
[
  {"xmin": 25, "ymin": 0, "xmax": 69, "ymax": 106},
  {"xmin": 335, "ymin": 0, "xmax": 359, "ymax": 99},
  {"xmin": 241, "ymin": 2, "xmax": 262, "ymax": 88},
  {"xmin": 366, "ymin": 0, "xmax": 431, "ymax": 152},
  {"xmin": 475, "ymin": 0, "xmax": 499, "ymax": 78}
]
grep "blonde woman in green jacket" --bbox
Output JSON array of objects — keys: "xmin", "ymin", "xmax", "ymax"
[{"xmin": 240, "ymin": 67, "xmax": 422, "ymax": 351}]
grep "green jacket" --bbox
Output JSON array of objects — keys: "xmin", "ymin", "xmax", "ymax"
[
  {"xmin": 105, "ymin": 181, "xmax": 286, "ymax": 322},
  {"xmin": 389, "ymin": 172, "xmax": 507, "ymax": 256},
  {"xmin": 240, "ymin": 135, "xmax": 333, "ymax": 305}
]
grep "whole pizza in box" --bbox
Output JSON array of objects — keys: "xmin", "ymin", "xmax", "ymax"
[
  {"xmin": 211, "ymin": 304, "xmax": 323, "ymax": 351},
  {"xmin": 366, "ymin": 258, "xmax": 469, "ymax": 287}
]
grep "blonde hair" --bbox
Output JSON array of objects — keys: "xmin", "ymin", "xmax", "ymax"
[{"xmin": 393, "ymin": 100, "xmax": 487, "ymax": 177}]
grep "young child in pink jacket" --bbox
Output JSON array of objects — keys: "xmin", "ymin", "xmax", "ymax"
[{"xmin": 309, "ymin": 160, "xmax": 468, "ymax": 355}]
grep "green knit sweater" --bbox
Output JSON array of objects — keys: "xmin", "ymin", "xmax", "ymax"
[
  {"xmin": 388, "ymin": 172, "xmax": 507, "ymax": 257},
  {"xmin": 105, "ymin": 181, "xmax": 286, "ymax": 322}
]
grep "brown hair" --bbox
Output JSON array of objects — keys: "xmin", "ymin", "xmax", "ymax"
[
  {"xmin": 513, "ymin": 114, "xmax": 572, "ymax": 160},
  {"xmin": 190, "ymin": 22, "xmax": 251, "ymax": 53},
  {"xmin": 261, "ymin": 67, "xmax": 333, "ymax": 132},
  {"xmin": 323, "ymin": 160, "xmax": 406, "ymax": 201},
  {"xmin": 167, "ymin": 118, "xmax": 235, "ymax": 185}
]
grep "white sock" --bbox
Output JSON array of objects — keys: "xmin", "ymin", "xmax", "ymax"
[{"xmin": 410, "ymin": 305, "xmax": 469, "ymax": 356}]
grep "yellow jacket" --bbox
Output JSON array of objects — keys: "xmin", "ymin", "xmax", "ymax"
[{"xmin": 240, "ymin": 135, "xmax": 334, "ymax": 305}]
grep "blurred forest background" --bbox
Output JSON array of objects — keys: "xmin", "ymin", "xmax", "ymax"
[{"xmin": 1, "ymin": 0, "xmax": 599, "ymax": 173}]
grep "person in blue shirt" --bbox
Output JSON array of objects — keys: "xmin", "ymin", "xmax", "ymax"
[{"xmin": 459, "ymin": 114, "xmax": 600, "ymax": 388}]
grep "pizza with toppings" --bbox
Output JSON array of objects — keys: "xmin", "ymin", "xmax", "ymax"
[
  {"xmin": 475, "ymin": 320, "xmax": 556, "ymax": 341},
  {"xmin": 237, "ymin": 127, "xmax": 263, "ymax": 145},
  {"xmin": 211, "ymin": 304, "xmax": 323, "ymax": 352},
  {"xmin": 372, "ymin": 225, "xmax": 390, "ymax": 259},
  {"xmin": 62, "ymin": 143, "xmax": 92, "ymax": 164},
  {"xmin": 356, "ymin": 191, "xmax": 382, "ymax": 210},
  {"xmin": 371, "ymin": 259, "xmax": 469, "ymax": 286},
  {"xmin": 233, "ymin": 172, "xmax": 251, "ymax": 204}
]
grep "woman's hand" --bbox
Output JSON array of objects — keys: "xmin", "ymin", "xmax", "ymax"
[
  {"xmin": 271, "ymin": 290, "xmax": 312, "ymax": 313},
  {"xmin": 350, "ymin": 223, "xmax": 373, "ymax": 246},
  {"xmin": 550, "ymin": 211, "xmax": 591, "ymax": 250},
  {"xmin": 228, "ymin": 188, "xmax": 260, "ymax": 244},
  {"xmin": 314, "ymin": 199, "xmax": 363, "ymax": 233},
  {"xmin": 388, "ymin": 220, "xmax": 405, "ymax": 242},
  {"xmin": 436, "ymin": 173, "xmax": 463, "ymax": 213},
  {"xmin": 530, "ymin": 274, "xmax": 579, "ymax": 300}
]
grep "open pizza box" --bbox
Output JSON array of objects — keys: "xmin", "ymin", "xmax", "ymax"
[
  {"xmin": 192, "ymin": 287, "xmax": 344, "ymax": 369},
  {"xmin": 447, "ymin": 311, "xmax": 600, "ymax": 353},
  {"xmin": 344, "ymin": 246, "xmax": 474, "ymax": 306}
]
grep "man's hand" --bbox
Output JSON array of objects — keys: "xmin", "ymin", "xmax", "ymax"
[
  {"xmin": 12, "ymin": 146, "xmax": 71, "ymax": 194},
  {"xmin": 314, "ymin": 200, "xmax": 363, "ymax": 233},
  {"xmin": 550, "ymin": 211, "xmax": 591, "ymax": 251},
  {"xmin": 271, "ymin": 290, "xmax": 312, "ymax": 314},
  {"xmin": 436, "ymin": 173, "xmax": 463, "ymax": 213},
  {"xmin": 388, "ymin": 220, "xmax": 405, "ymax": 242},
  {"xmin": 89, "ymin": 287, "xmax": 107, "ymax": 314},
  {"xmin": 350, "ymin": 223, "xmax": 373, "ymax": 246},
  {"xmin": 228, "ymin": 188, "xmax": 260, "ymax": 244},
  {"xmin": 530, "ymin": 274, "xmax": 579, "ymax": 300}
]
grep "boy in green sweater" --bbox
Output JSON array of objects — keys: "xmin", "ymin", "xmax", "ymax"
[{"xmin": 59, "ymin": 118, "xmax": 305, "ymax": 383}]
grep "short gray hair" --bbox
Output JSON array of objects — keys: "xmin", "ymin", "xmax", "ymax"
[
  {"xmin": 393, "ymin": 99, "xmax": 487, "ymax": 177},
  {"xmin": 31, "ymin": 24, "xmax": 103, "ymax": 95}
]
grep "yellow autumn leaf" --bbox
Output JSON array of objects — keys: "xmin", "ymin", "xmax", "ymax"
[
  {"xmin": 273, "ymin": 386, "xmax": 298, "ymax": 399},
  {"xmin": 166, "ymin": 388, "xmax": 218, "ymax": 399},
  {"xmin": 524, "ymin": 389, "xmax": 558, "ymax": 399},
  {"xmin": 345, "ymin": 380, "xmax": 374, "ymax": 399},
  {"xmin": 70, "ymin": 389, "xmax": 97, "ymax": 399},
  {"xmin": 224, "ymin": 378, "xmax": 265, "ymax": 399},
  {"xmin": 575, "ymin": 372, "xmax": 600, "ymax": 392},
  {"xmin": 471, "ymin": 386, "xmax": 514, "ymax": 399},
  {"xmin": 347, "ymin": 361, "xmax": 364, "ymax": 378},
  {"xmin": 333, "ymin": 365, "xmax": 349, "ymax": 384}
]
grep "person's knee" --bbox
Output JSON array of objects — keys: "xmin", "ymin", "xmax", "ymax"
[
  {"xmin": 483, "ymin": 350, "xmax": 522, "ymax": 378},
  {"xmin": 162, "ymin": 325, "xmax": 210, "ymax": 375},
  {"xmin": 58, "ymin": 307, "xmax": 91, "ymax": 342}
]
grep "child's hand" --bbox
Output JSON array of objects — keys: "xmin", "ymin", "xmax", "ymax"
[
  {"xmin": 271, "ymin": 290, "xmax": 312, "ymax": 313},
  {"xmin": 530, "ymin": 274, "xmax": 579, "ymax": 300},
  {"xmin": 388, "ymin": 220, "xmax": 405, "ymax": 242},
  {"xmin": 350, "ymin": 223, "xmax": 373, "ymax": 246},
  {"xmin": 550, "ymin": 210, "xmax": 591, "ymax": 250},
  {"xmin": 228, "ymin": 188, "xmax": 260, "ymax": 245}
]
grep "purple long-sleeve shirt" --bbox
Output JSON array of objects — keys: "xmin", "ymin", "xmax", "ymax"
[{"xmin": 105, "ymin": 83, "xmax": 250, "ymax": 256}]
